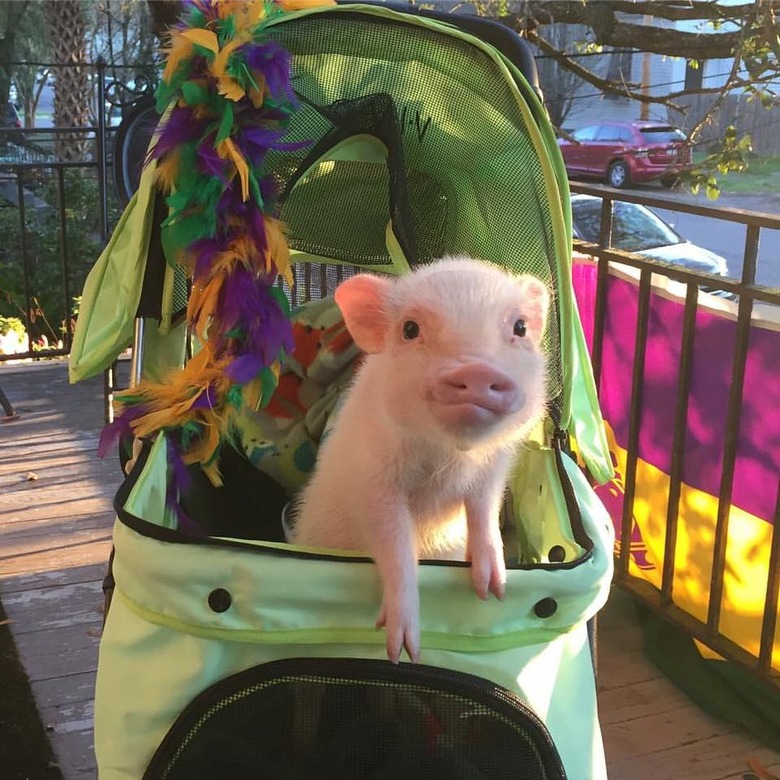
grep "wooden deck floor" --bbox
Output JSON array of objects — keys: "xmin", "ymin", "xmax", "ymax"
[{"xmin": 1, "ymin": 359, "xmax": 779, "ymax": 780}]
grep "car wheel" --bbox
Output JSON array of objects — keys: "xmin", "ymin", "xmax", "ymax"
[
  {"xmin": 660, "ymin": 175, "xmax": 679, "ymax": 188},
  {"xmin": 607, "ymin": 160, "xmax": 629, "ymax": 188}
]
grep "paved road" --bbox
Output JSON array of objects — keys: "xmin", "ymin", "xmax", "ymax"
[{"xmin": 628, "ymin": 186, "xmax": 780, "ymax": 288}]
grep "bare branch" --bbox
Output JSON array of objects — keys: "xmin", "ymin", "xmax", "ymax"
[
  {"xmin": 685, "ymin": 56, "xmax": 743, "ymax": 142},
  {"xmin": 500, "ymin": 1, "xmax": 754, "ymax": 59},
  {"xmin": 528, "ymin": 30, "xmax": 689, "ymax": 113}
]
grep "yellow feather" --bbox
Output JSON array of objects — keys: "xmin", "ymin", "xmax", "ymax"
[
  {"xmin": 212, "ymin": 34, "xmax": 250, "ymax": 101},
  {"xmin": 189, "ymin": 277, "xmax": 225, "ymax": 340},
  {"xmin": 247, "ymin": 79, "xmax": 266, "ymax": 109},
  {"xmin": 216, "ymin": 76, "xmax": 247, "ymax": 102},
  {"xmin": 154, "ymin": 151, "xmax": 181, "ymax": 194},
  {"xmin": 217, "ymin": 138, "xmax": 250, "ymax": 201},
  {"xmin": 161, "ymin": 36, "xmax": 195, "ymax": 83},
  {"xmin": 265, "ymin": 217, "xmax": 293, "ymax": 286},
  {"xmin": 180, "ymin": 28, "xmax": 220, "ymax": 56},
  {"xmin": 217, "ymin": 0, "xmax": 250, "ymax": 21}
]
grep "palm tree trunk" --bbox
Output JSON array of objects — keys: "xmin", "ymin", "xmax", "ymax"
[{"xmin": 45, "ymin": 0, "xmax": 90, "ymax": 161}]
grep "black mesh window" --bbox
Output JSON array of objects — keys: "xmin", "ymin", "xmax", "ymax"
[{"xmin": 145, "ymin": 658, "xmax": 567, "ymax": 780}]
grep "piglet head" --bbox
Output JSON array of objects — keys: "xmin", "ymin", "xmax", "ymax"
[{"xmin": 334, "ymin": 257, "xmax": 550, "ymax": 450}]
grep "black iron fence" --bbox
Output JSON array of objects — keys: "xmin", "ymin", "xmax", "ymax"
[
  {"xmin": 571, "ymin": 180, "xmax": 780, "ymax": 687},
  {"xmin": 0, "ymin": 60, "xmax": 152, "ymax": 362}
]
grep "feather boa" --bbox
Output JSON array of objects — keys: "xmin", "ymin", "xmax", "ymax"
[{"xmin": 100, "ymin": 0, "xmax": 333, "ymax": 519}]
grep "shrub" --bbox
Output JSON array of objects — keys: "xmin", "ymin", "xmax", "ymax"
[{"xmin": 0, "ymin": 168, "xmax": 119, "ymax": 343}]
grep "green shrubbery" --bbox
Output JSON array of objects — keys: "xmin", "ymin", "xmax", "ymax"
[{"xmin": 0, "ymin": 168, "xmax": 118, "ymax": 348}]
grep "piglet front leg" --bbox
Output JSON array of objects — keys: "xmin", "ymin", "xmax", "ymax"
[
  {"xmin": 465, "ymin": 474, "xmax": 509, "ymax": 602},
  {"xmin": 375, "ymin": 576, "xmax": 420, "ymax": 664},
  {"xmin": 362, "ymin": 491, "xmax": 421, "ymax": 664}
]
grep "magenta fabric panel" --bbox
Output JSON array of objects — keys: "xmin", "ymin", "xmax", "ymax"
[{"xmin": 572, "ymin": 261, "xmax": 778, "ymax": 524}]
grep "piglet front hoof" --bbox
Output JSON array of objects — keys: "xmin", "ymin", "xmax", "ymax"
[
  {"xmin": 468, "ymin": 537, "xmax": 507, "ymax": 602},
  {"xmin": 376, "ymin": 594, "xmax": 420, "ymax": 664}
]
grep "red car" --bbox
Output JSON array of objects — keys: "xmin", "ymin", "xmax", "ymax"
[{"xmin": 558, "ymin": 121, "xmax": 690, "ymax": 189}]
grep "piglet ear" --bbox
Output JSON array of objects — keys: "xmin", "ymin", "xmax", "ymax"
[
  {"xmin": 334, "ymin": 274, "xmax": 394, "ymax": 354},
  {"xmin": 517, "ymin": 275, "xmax": 550, "ymax": 345}
]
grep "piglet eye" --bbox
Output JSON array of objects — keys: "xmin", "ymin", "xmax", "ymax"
[
  {"xmin": 402, "ymin": 320, "xmax": 420, "ymax": 340},
  {"xmin": 513, "ymin": 319, "xmax": 527, "ymax": 338}
]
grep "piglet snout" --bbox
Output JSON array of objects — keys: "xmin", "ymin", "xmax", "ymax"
[{"xmin": 434, "ymin": 362, "xmax": 520, "ymax": 416}]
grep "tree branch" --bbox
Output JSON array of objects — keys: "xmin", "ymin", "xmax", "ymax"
[
  {"xmin": 528, "ymin": 30, "xmax": 689, "ymax": 113},
  {"xmin": 500, "ymin": 1, "xmax": 755, "ymax": 59}
]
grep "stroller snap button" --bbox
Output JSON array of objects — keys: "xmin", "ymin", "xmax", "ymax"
[
  {"xmin": 533, "ymin": 597, "xmax": 558, "ymax": 618},
  {"xmin": 548, "ymin": 545, "xmax": 566, "ymax": 562},
  {"xmin": 207, "ymin": 588, "xmax": 232, "ymax": 613}
]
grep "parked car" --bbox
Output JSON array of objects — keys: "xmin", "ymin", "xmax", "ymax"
[
  {"xmin": 571, "ymin": 194, "xmax": 732, "ymax": 296},
  {"xmin": 559, "ymin": 121, "xmax": 690, "ymax": 189}
]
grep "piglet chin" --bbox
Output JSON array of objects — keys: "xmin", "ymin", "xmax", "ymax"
[
  {"xmin": 431, "ymin": 401, "xmax": 504, "ymax": 430},
  {"xmin": 428, "ymin": 400, "xmax": 523, "ymax": 448}
]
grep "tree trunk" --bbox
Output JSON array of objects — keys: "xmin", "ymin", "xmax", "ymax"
[
  {"xmin": 0, "ymin": 0, "xmax": 30, "ymax": 104},
  {"xmin": 45, "ymin": 0, "xmax": 90, "ymax": 161},
  {"xmin": 147, "ymin": 0, "xmax": 183, "ymax": 40}
]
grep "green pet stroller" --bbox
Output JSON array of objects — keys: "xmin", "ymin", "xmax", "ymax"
[{"xmin": 70, "ymin": 2, "xmax": 615, "ymax": 778}]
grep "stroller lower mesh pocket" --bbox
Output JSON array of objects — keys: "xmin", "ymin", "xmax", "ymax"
[{"xmin": 144, "ymin": 658, "xmax": 566, "ymax": 780}]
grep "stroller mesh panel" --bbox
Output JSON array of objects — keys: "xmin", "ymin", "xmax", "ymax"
[
  {"xmin": 283, "ymin": 262, "xmax": 357, "ymax": 307},
  {"xmin": 265, "ymin": 12, "xmax": 564, "ymax": 401},
  {"xmin": 145, "ymin": 659, "xmax": 566, "ymax": 779}
]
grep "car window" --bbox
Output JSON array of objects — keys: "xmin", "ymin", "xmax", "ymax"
[
  {"xmin": 571, "ymin": 199, "xmax": 604, "ymax": 242},
  {"xmin": 612, "ymin": 202, "xmax": 683, "ymax": 250},
  {"xmin": 595, "ymin": 125, "xmax": 625, "ymax": 142},
  {"xmin": 599, "ymin": 126, "xmax": 634, "ymax": 143},
  {"xmin": 572, "ymin": 126, "xmax": 599, "ymax": 142},
  {"xmin": 572, "ymin": 199, "xmax": 683, "ymax": 251},
  {"xmin": 638, "ymin": 127, "xmax": 686, "ymax": 144}
]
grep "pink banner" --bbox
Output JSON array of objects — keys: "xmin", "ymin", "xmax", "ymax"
[{"xmin": 573, "ymin": 260, "xmax": 779, "ymax": 526}]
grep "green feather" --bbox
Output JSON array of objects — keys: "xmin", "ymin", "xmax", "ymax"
[
  {"xmin": 270, "ymin": 286, "xmax": 291, "ymax": 317},
  {"xmin": 227, "ymin": 384, "xmax": 244, "ymax": 409},
  {"xmin": 215, "ymin": 101, "xmax": 234, "ymax": 144},
  {"xmin": 258, "ymin": 366, "xmax": 279, "ymax": 409},
  {"xmin": 181, "ymin": 80, "xmax": 210, "ymax": 107}
]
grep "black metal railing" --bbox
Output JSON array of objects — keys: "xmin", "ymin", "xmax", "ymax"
[
  {"xmin": 0, "ymin": 59, "xmax": 153, "ymax": 363},
  {"xmin": 571, "ymin": 181, "xmax": 780, "ymax": 686}
]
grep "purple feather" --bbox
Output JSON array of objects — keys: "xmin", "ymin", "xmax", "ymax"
[
  {"xmin": 234, "ymin": 124, "xmax": 309, "ymax": 170},
  {"xmin": 225, "ymin": 353, "xmax": 264, "ymax": 384},
  {"xmin": 244, "ymin": 41, "xmax": 296, "ymax": 104},
  {"xmin": 150, "ymin": 106, "xmax": 209, "ymax": 161},
  {"xmin": 213, "ymin": 271, "xmax": 294, "ymax": 363},
  {"xmin": 215, "ymin": 188, "xmax": 269, "ymax": 253},
  {"xmin": 165, "ymin": 435, "xmax": 202, "ymax": 535},
  {"xmin": 190, "ymin": 384, "xmax": 220, "ymax": 410},
  {"xmin": 191, "ymin": 236, "xmax": 225, "ymax": 281},
  {"xmin": 166, "ymin": 434, "xmax": 193, "ymax": 494},
  {"xmin": 196, "ymin": 136, "xmax": 229, "ymax": 182},
  {"xmin": 98, "ymin": 405, "xmax": 147, "ymax": 459}
]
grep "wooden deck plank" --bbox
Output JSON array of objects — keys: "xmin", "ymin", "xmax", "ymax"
[
  {"xmin": 0, "ymin": 564, "xmax": 108, "ymax": 593},
  {"xmin": 1, "ymin": 580, "xmax": 104, "ymax": 634}
]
